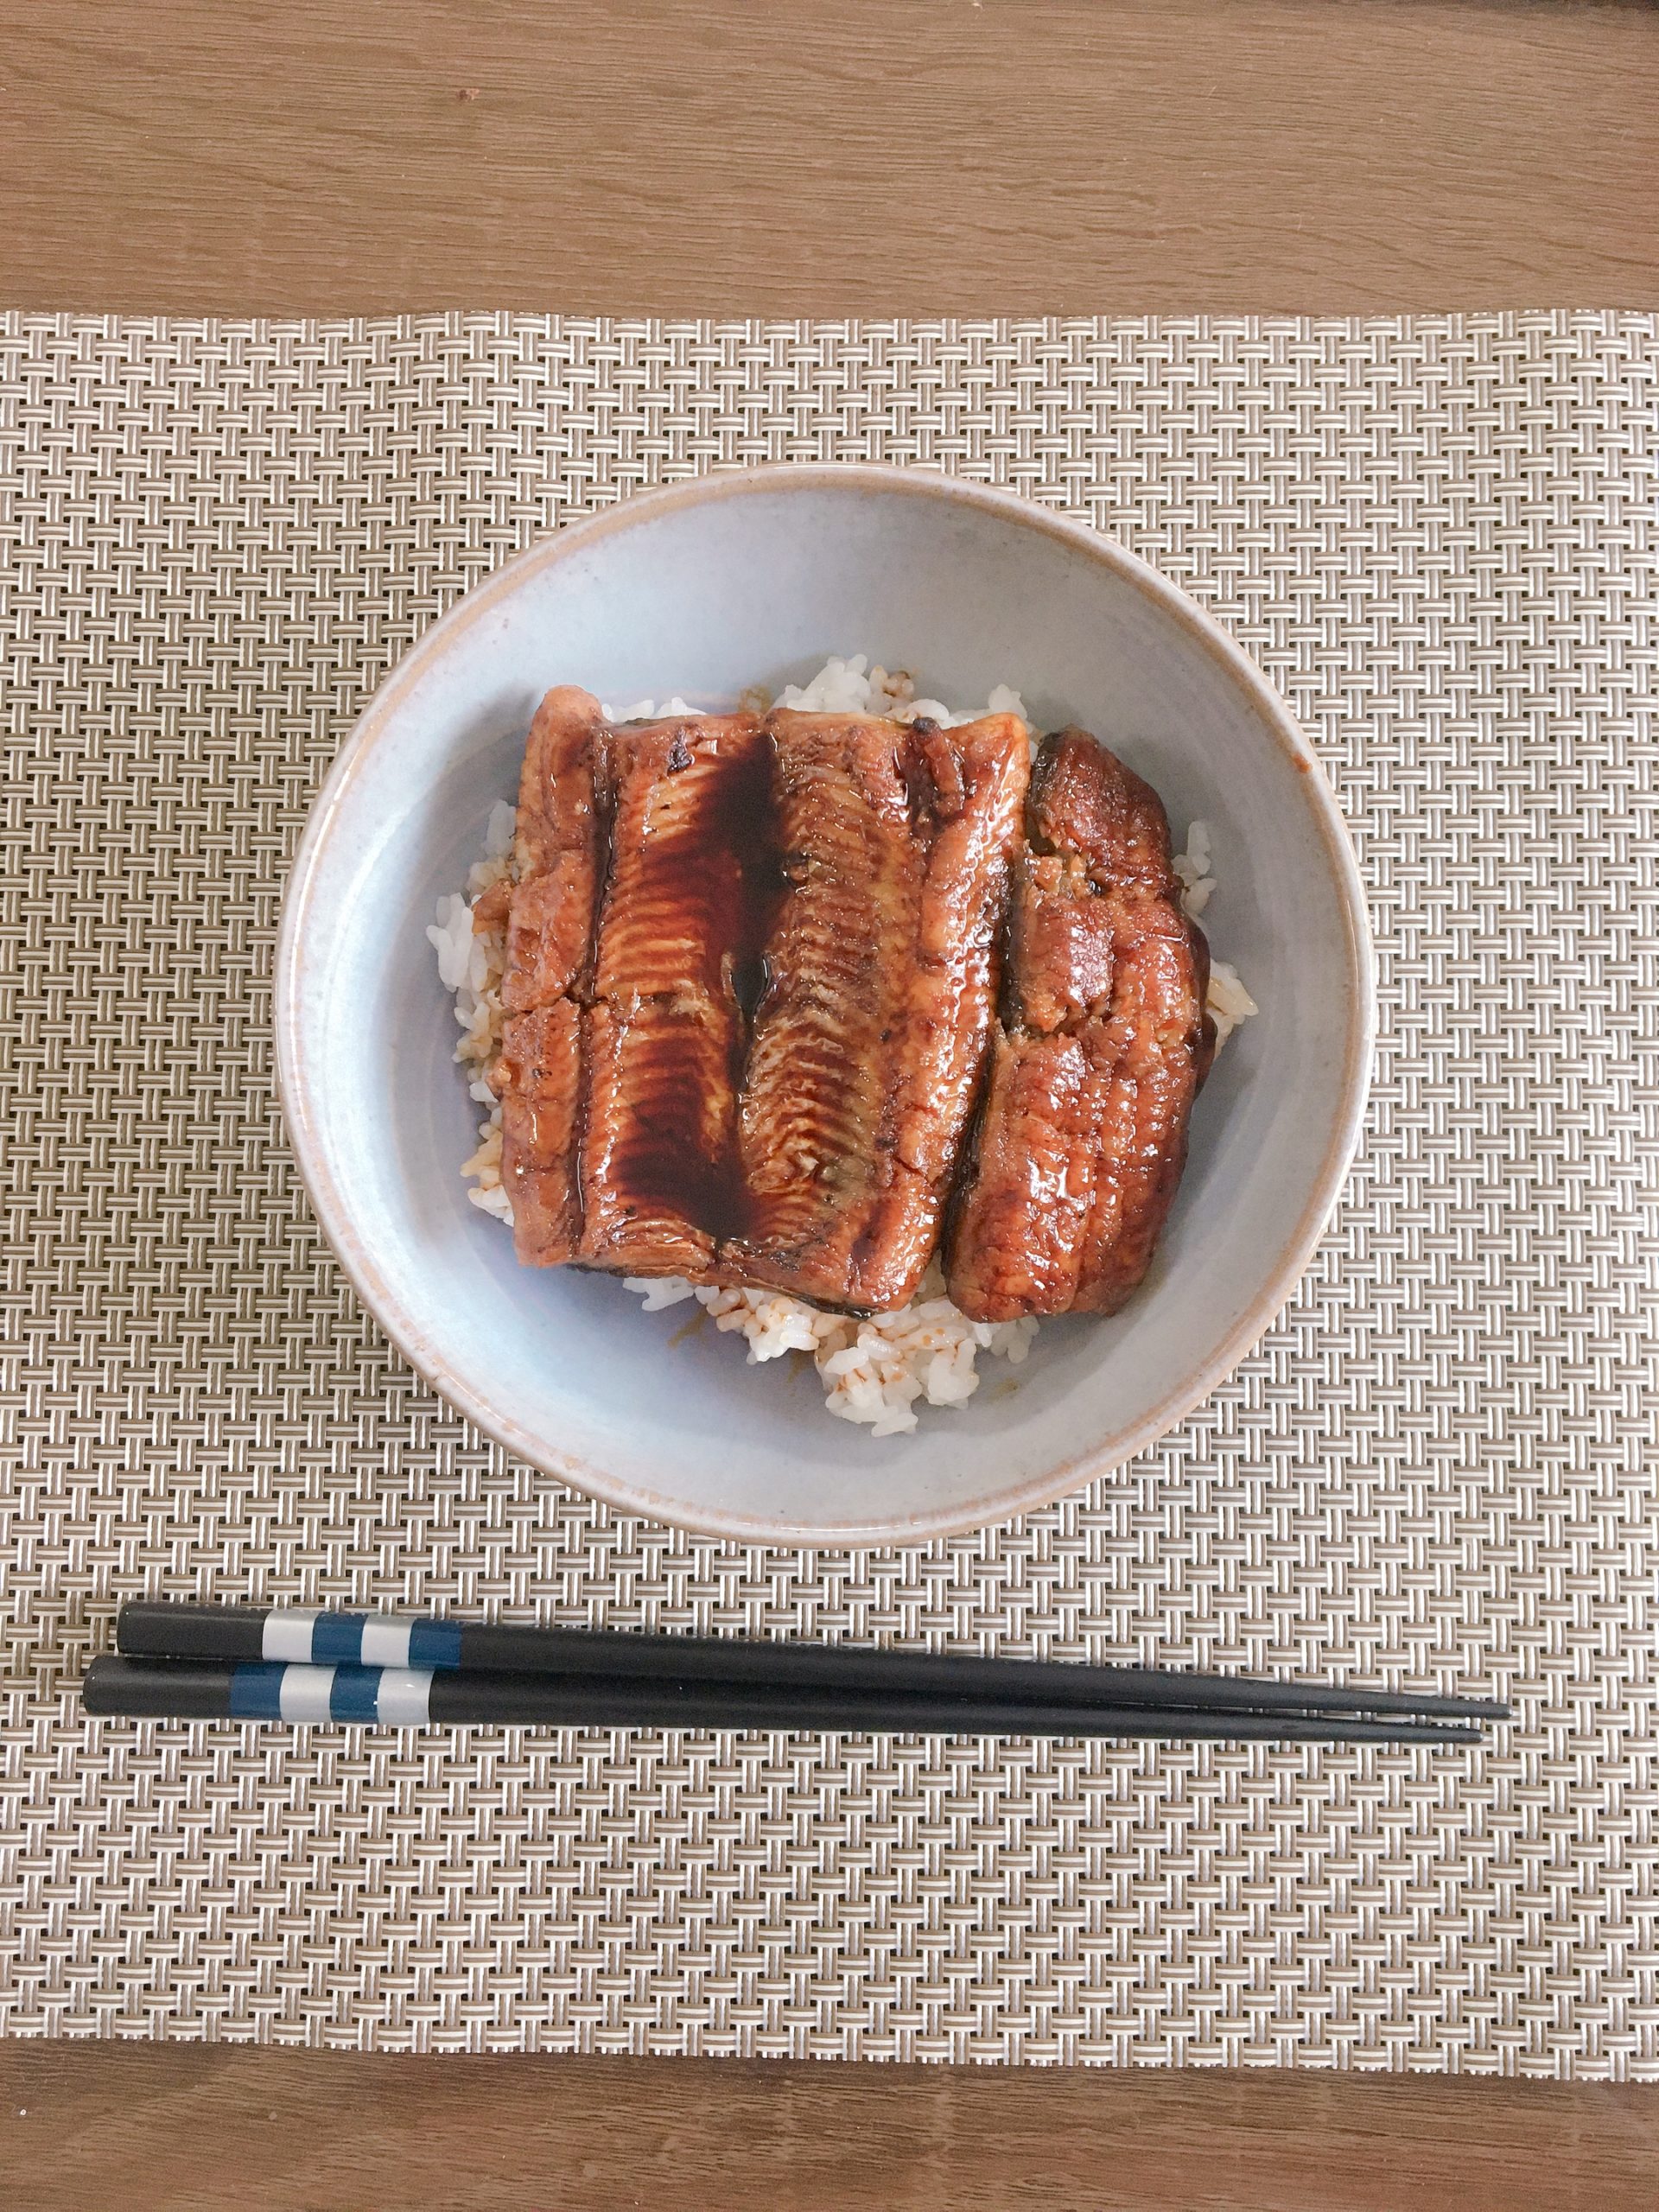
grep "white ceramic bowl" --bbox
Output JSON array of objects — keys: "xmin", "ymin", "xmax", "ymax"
[{"xmin": 276, "ymin": 467, "xmax": 1373, "ymax": 1543}]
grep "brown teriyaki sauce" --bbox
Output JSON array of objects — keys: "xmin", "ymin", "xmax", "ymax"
[{"xmin": 602, "ymin": 718, "xmax": 788, "ymax": 1245}]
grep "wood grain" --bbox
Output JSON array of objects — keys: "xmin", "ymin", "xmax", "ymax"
[
  {"xmin": 3, "ymin": 2042, "xmax": 1659, "ymax": 2211},
  {"xmin": 1, "ymin": 0, "xmax": 1656, "ymax": 313}
]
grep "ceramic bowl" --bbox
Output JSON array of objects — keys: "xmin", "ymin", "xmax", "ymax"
[{"xmin": 276, "ymin": 467, "xmax": 1373, "ymax": 1543}]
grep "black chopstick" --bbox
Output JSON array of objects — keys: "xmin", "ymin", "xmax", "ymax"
[
  {"xmin": 113, "ymin": 1602, "xmax": 1508, "ymax": 1725},
  {"xmin": 81, "ymin": 1656, "xmax": 1484, "ymax": 1743}
]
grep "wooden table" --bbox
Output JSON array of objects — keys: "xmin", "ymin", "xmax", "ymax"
[
  {"xmin": 3, "ymin": 0, "xmax": 1656, "ymax": 310},
  {"xmin": 3, "ymin": 2044, "xmax": 1658, "ymax": 2210},
  {"xmin": 2, "ymin": 2, "xmax": 1656, "ymax": 2202}
]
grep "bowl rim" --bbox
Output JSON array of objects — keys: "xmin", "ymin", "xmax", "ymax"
[{"xmin": 275, "ymin": 462, "xmax": 1376, "ymax": 1545}]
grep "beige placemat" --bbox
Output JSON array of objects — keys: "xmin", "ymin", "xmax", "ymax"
[{"xmin": 1, "ymin": 314, "xmax": 1655, "ymax": 2074}]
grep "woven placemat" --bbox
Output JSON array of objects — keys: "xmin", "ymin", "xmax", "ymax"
[{"xmin": 1, "ymin": 314, "xmax": 1655, "ymax": 2074}]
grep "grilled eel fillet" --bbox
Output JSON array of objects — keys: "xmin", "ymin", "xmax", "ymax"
[
  {"xmin": 944, "ymin": 728, "xmax": 1214, "ymax": 1322},
  {"xmin": 488, "ymin": 686, "xmax": 609, "ymax": 1268},
  {"xmin": 576, "ymin": 709, "xmax": 772, "ymax": 1278},
  {"xmin": 491, "ymin": 693, "xmax": 1029, "ymax": 1309},
  {"xmin": 725, "ymin": 709, "xmax": 1030, "ymax": 1310},
  {"xmin": 492, "ymin": 692, "xmax": 768, "ymax": 1278}
]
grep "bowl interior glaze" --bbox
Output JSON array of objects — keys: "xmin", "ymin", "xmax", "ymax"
[{"xmin": 276, "ymin": 468, "xmax": 1373, "ymax": 1542}]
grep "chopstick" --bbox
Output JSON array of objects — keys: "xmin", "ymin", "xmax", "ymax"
[
  {"xmin": 81, "ymin": 1656, "xmax": 1484, "ymax": 1743},
  {"xmin": 100, "ymin": 1601, "xmax": 1507, "ymax": 1738}
]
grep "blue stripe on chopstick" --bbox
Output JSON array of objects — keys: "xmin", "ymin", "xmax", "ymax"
[
  {"xmin": 407, "ymin": 1619, "xmax": 464, "ymax": 1670},
  {"xmin": 228, "ymin": 1662, "xmax": 288, "ymax": 1719},
  {"xmin": 309, "ymin": 1612, "xmax": 367, "ymax": 1666},
  {"xmin": 330, "ymin": 1666, "xmax": 383, "ymax": 1723}
]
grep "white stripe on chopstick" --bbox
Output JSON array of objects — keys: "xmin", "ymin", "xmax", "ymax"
[
  {"xmin": 278, "ymin": 1662, "xmax": 336, "ymax": 1721},
  {"xmin": 373, "ymin": 1669, "xmax": 433, "ymax": 1726},
  {"xmin": 263, "ymin": 1608, "xmax": 321, "ymax": 1662},
  {"xmin": 358, "ymin": 1618, "xmax": 415, "ymax": 1669}
]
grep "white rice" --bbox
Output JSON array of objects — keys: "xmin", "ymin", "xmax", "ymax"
[
  {"xmin": 428, "ymin": 658, "xmax": 1256, "ymax": 1433},
  {"xmin": 426, "ymin": 797, "xmax": 517, "ymax": 1225},
  {"xmin": 623, "ymin": 1260, "xmax": 1036, "ymax": 1440}
]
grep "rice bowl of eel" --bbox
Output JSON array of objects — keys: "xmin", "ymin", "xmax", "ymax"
[{"xmin": 276, "ymin": 467, "xmax": 1375, "ymax": 1541}]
